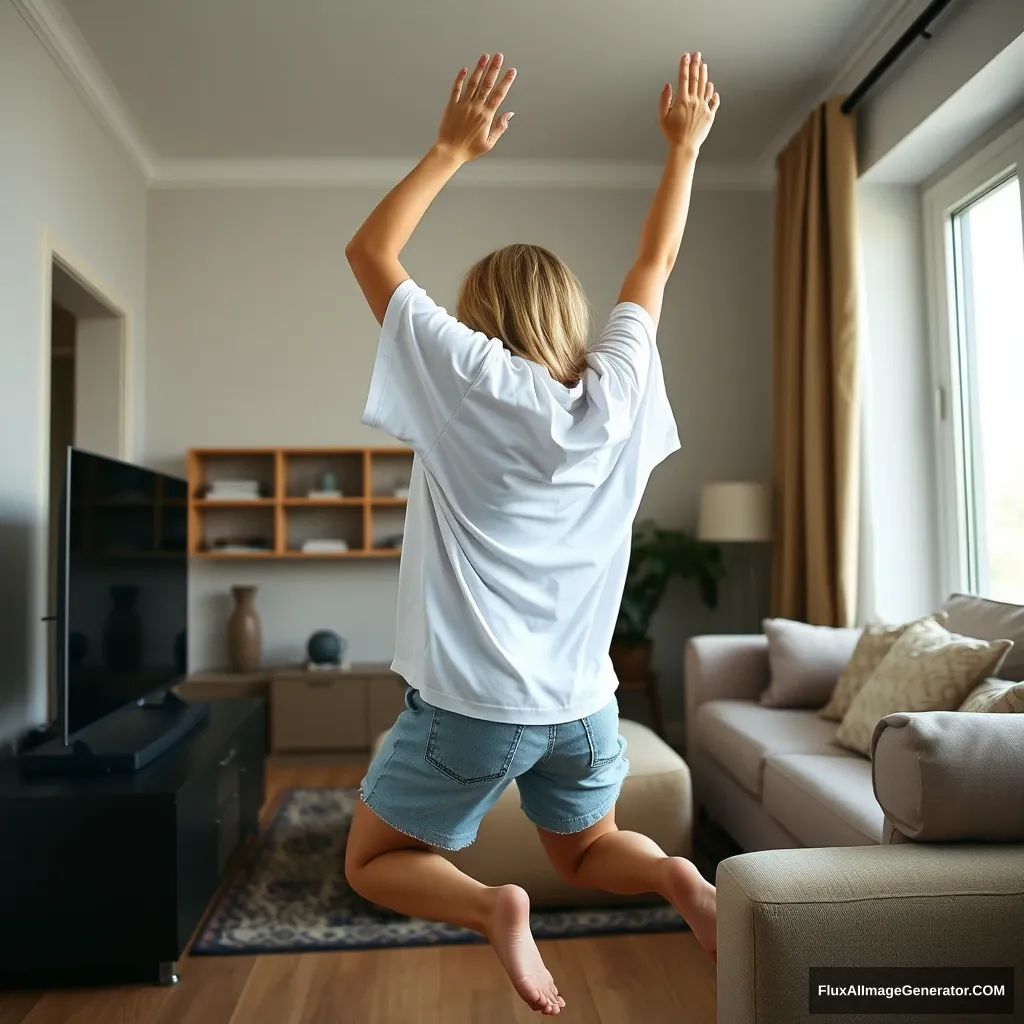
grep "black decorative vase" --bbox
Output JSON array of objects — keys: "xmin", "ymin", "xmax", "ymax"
[{"xmin": 103, "ymin": 585, "xmax": 143, "ymax": 673}]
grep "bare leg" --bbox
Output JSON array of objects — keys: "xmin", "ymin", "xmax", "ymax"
[
  {"xmin": 345, "ymin": 798, "xmax": 565, "ymax": 1014},
  {"xmin": 537, "ymin": 810, "xmax": 717, "ymax": 961}
]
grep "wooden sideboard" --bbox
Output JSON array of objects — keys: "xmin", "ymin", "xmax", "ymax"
[{"xmin": 177, "ymin": 664, "xmax": 407, "ymax": 755}]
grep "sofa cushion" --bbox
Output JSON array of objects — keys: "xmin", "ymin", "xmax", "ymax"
[
  {"xmin": 761, "ymin": 619, "xmax": 862, "ymax": 708},
  {"xmin": 942, "ymin": 593, "xmax": 1024, "ymax": 681},
  {"xmin": 958, "ymin": 677, "xmax": 1024, "ymax": 713},
  {"xmin": 835, "ymin": 616, "xmax": 1012, "ymax": 755},
  {"xmin": 762, "ymin": 754, "xmax": 883, "ymax": 847},
  {"xmin": 695, "ymin": 699, "xmax": 856, "ymax": 797},
  {"xmin": 819, "ymin": 613, "xmax": 947, "ymax": 722}
]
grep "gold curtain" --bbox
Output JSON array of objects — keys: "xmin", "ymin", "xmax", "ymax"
[{"xmin": 771, "ymin": 97, "xmax": 860, "ymax": 627}]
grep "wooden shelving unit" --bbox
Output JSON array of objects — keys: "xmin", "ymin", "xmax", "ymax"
[{"xmin": 186, "ymin": 447, "xmax": 413, "ymax": 559}]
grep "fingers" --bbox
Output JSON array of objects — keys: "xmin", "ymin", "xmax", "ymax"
[
  {"xmin": 677, "ymin": 52, "xmax": 691, "ymax": 97},
  {"xmin": 485, "ymin": 67, "xmax": 517, "ymax": 110},
  {"xmin": 464, "ymin": 53, "xmax": 490, "ymax": 101},
  {"xmin": 704, "ymin": 78, "xmax": 714, "ymax": 102},
  {"xmin": 709, "ymin": 91, "xmax": 721, "ymax": 114},
  {"xmin": 450, "ymin": 66, "xmax": 468, "ymax": 105},
  {"xmin": 486, "ymin": 111, "xmax": 514, "ymax": 147},
  {"xmin": 698, "ymin": 60, "xmax": 709, "ymax": 99},
  {"xmin": 660, "ymin": 82, "xmax": 673, "ymax": 121},
  {"xmin": 475, "ymin": 52, "xmax": 504, "ymax": 100},
  {"xmin": 689, "ymin": 51, "xmax": 701, "ymax": 99}
]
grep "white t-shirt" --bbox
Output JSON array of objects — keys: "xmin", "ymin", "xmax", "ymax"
[{"xmin": 362, "ymin": 278, "xmax": 680, "ymax": 724}]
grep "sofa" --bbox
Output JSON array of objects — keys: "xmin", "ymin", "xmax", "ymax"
[
  {"xmin": 685, "ymin": 593, "xmax": 1024, "ymax": 852},
  {"xmin": 715, "ymin": 709, "xmax": 1024, "ymax": 1023}
]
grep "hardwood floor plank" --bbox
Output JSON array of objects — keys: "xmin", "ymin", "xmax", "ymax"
[
  {"xmin": 22, "ymin": 982, "xmax": 175, "ymax": 1024},
  {"xmin": 0, "ymin": 994, "xmax": 43, "ymax": 1024},
  {"xmin": 365, "ymin": 946, "xmax": 442, "ymax": 1024},
  {"xmin": 226, "ymin": 954, "xmax": 315, "ymax": 1024},
  {"xmin": 154, "ymin": 955, "xmax": 257, "ymax": 1024}
]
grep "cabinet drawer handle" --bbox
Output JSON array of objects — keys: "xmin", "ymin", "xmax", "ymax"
[
  {"xmin": 219, "ymin": 747, "xmax": 237, "ymax": 767},
  {"xmin": 306, "ymin": 678, "xmax": 335, "ymax": 688}
]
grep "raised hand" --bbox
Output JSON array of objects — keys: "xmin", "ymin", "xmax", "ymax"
[
  {"xmin": 436, "ymin": 53, "xmax": 517, "ymax": 164},
  {"xmin": 660, "ymin": 52, "xmax": 720, "ymax": 153}
]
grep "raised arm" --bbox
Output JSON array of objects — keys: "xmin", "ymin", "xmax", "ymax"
[
  {"xmin": 618, "ymin": 53, "xmax": 720, "ymax": 327},
  {"xmin": 345, "ymin": 53, "xmax": 517, "ymax": 325}
]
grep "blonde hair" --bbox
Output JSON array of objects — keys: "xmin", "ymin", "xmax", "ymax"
[{"xmin": 456, "ymin": 244, "xmax": 590, "ymax": 388}]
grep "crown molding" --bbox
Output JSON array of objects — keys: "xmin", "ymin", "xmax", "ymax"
[
  {"xmin": 754, "ymin": 0, "xmax": 931, "ymax": 168},
  {"xmin": 150, "ymin": 157, "xmax": 774, "ymax": 190},
  {"xmin": 12, "ymin": 0, "xmax": 157, "ymax": 178}
]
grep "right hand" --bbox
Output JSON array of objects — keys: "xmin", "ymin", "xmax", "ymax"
[{"xmin": 659, "ymin": 52, "xmax": 720, "ymax": 153}]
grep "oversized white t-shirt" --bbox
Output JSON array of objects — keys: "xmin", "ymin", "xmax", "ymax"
[{"xmin": 362, "ymin": 278, "xmax": 680, "ymax": 724}]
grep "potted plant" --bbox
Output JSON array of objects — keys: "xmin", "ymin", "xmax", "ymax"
[{"xmin": 611, "ymin": 520, "xmax": 724, "ymax": 680}]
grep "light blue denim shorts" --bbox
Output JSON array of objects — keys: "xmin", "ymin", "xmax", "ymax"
[{"xmin": 360, "ymin": 687, "xmax": 629, "ymax": 851}]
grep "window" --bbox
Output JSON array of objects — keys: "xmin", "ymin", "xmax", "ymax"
[{"xmin": 925, "ymin": 126, "xmax": 1024, "ymax": 603}]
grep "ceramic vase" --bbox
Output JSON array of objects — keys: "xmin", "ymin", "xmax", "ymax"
[{"xmin": 227, "ymin": 585, "xmax": 262, "ymax": 672}]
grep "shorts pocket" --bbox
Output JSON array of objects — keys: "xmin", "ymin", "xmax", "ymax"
[
  {"xmin": 425, "ymin": 709, "xmax": 524, "ymax": 786},
  {"xmin": 582, "ymin": 701, "xmax": 623, "ymax": 768}
]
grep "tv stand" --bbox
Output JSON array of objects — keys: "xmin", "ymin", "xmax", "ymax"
[
  {"xmin": 0, "ymin": 699, "xmax": 265, "ymax": 988},
  {"xmin": 17, "ymin": 690, "xmax": 210, "ymax": 776}
]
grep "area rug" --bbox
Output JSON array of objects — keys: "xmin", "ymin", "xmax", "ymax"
[{"xmin": 192, "ymin": 787, "xmax": 688, "ymax": 955}]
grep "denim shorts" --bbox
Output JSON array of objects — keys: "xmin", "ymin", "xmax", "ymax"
[{"xmin": 360, "ymin": 687, "xmax": 629, "ymax": 851}]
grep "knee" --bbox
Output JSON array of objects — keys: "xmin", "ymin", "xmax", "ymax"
[
  {"xmin": 344, "ymin": 846, "xmax": 371, "ymax": 895},
  {"xmin": 547, "ymin": 849, "xmax": 589, "ymax": 888}
]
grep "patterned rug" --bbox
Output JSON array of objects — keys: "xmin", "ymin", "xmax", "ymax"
[{"xmin": 192, "ymin": 787, "xmax": 688, "ymax": 955}]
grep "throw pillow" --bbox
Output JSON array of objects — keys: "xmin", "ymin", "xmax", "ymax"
[
  {"xmin": 958, "ymin": 678, "xmax": 1024, "ymax": 713},
  {"xmin": 760, "ymin": 618, "xmax": 862, "ymax": 709},
  {"xmin": 835, "ymin": 617, "xmax": 1013, "ymax": 756},
  {"xmin": 819, "ymin": 612, "xmax": 948, "ymax": 722}
]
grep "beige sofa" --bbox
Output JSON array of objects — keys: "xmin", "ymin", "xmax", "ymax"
[
  {"xmin": 685, "ymin": 594, "xmax": 1024, "ymax": 852},
  {"xmin": 716, "ymin": 710, "xmax": 1024, "ymax": 1023}
]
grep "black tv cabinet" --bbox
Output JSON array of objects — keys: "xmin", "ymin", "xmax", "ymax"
[{"xmin": 0, "ymin": 699, "xmax": 265, "ymax": 988}]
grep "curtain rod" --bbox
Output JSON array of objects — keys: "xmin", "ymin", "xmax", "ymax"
[{"xmin": 841, "ymin": 0, "xmax": 959, "ymax": 115}]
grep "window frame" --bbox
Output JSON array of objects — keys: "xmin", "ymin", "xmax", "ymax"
[{"xmin": 922, "ymin": 120, "xmax": 1024, "ymax": 600}]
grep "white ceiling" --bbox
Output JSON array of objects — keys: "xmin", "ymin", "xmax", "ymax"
[{"xmin": 54, "ymin": 0, "xmax": 903, "ymax": 174}]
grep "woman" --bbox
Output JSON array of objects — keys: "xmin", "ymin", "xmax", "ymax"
[{"xmin": 344, "ymin": 50, "xmax": 720, "ymax": 1015}]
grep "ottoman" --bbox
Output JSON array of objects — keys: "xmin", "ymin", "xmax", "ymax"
[{"xmin": 369, "ymin": 718, "xmax": 692, "ymax": 907}]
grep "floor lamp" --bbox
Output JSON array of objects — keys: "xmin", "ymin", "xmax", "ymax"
[{"xmin": 698, "ymin": 482, "xmax": 772, "ymax": 632}]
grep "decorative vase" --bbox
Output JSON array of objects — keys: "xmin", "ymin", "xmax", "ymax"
[
  {"xmin": 609, "ymin": 639, "xmax": 652, "ymax": 683},
  {"xmin": 307, "ymin": 629, "xmax": 347, "ymax": 668},
  {"xmin": 227, "ymin": 586, "xmax": 262, "ymax": 673},
  {"xmin": 102, "ymin": 585, "xmax": 143, "ymax": 673}
]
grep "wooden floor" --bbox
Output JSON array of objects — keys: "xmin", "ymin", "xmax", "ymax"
[{"xmin": 0, "ymin": 764, "xmax": 716, "ymax": 1024}]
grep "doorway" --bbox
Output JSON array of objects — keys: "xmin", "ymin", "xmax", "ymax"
[{"xmin": 46, "ymin": 258, "xmax": 130, "ymax": 720}]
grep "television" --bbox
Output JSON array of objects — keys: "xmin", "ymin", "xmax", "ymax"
[{"xmin": 21, "ymin": 448, "xmax": 207, "ymax": 775}]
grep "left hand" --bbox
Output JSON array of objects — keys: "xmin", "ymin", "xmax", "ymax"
[{"xmin": 435, "ymin": 53, "xmax": 516, "ymax": 163}]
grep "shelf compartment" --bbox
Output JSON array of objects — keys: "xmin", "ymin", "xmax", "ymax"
[
  {"xmin": 195, "ymin": 506, "xmax": 276, "ymax": 556},
  {"xmin": 369, "ymin": 450, "xmax": 413, "ymax": 499},
  {"xmin": 189, "ymin": 451, "xmax": 275, "ymax": 501},
  {"xmin": 369, "ymin": 505, "xmax": 406, "ymax": 554},
  {"xmin": 284, "ymin": 450, "xmax": 364, "ymax": 500},
  {"xmin": 284, "ymin": 505, "xmax": 364, "ymax": 556}
]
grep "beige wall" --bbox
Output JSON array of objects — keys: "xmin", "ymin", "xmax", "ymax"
[
  {"xmin": 0, "ymin": 2, "xmax": 148, "ymax": 743},
  {"xmin": 145, "ymin": 183, "xmax": 773, "ymax": 729}
]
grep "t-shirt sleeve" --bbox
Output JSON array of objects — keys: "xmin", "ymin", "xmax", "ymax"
[
  {"xmin": 361, "ymin": 279, "xmax": 496, "ymax": 455},
  {"xmin": 588, "ymin": 302, "xmax": 680, "ymax": 468}
]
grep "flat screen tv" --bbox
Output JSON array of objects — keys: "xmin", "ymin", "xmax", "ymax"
[{"xmin": 56, "ymin": 448, "xmax": 189, "ymax": 745}]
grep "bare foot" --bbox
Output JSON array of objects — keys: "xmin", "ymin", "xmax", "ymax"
[
  {"xmin": 486, "ymin": 884, "xmax": 565, "ymax": 1015},
  {"xmin": 659, "ymin": 857, "xmax": 718, "ymax": 962}
]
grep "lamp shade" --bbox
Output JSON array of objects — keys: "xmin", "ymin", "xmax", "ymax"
[{"xmin": 697, "ymin": 482, "xmax": 772, "ymax": 543}]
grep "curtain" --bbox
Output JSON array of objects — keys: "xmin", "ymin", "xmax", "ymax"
[{"xmin": 771, "ymin": 96, "xmax": 860, "ymax": 627}]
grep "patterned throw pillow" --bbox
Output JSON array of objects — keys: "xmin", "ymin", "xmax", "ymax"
[
  {"xmin": 835, "ymin": 617, "xmax": 1012, "ymax": 756},
  {"xmin": 958, "ymin": 678, "xmax": 1024, "ymax": 713},
  {"xmin": 819, "ymin": 613, "xmax": 948, "ymax": 722}
]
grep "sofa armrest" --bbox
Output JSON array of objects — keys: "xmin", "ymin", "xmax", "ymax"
[
  {"xmin": 684, "ymin": 635, "xmax": 769, "ymax": 752},
  {"xmin": 872, "ymin": 711, "xmax": 1024, "ymax": 842},
  {"xmin": 716, "ymin": 845, "xmax": 1024, "ymax": 1024}
]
